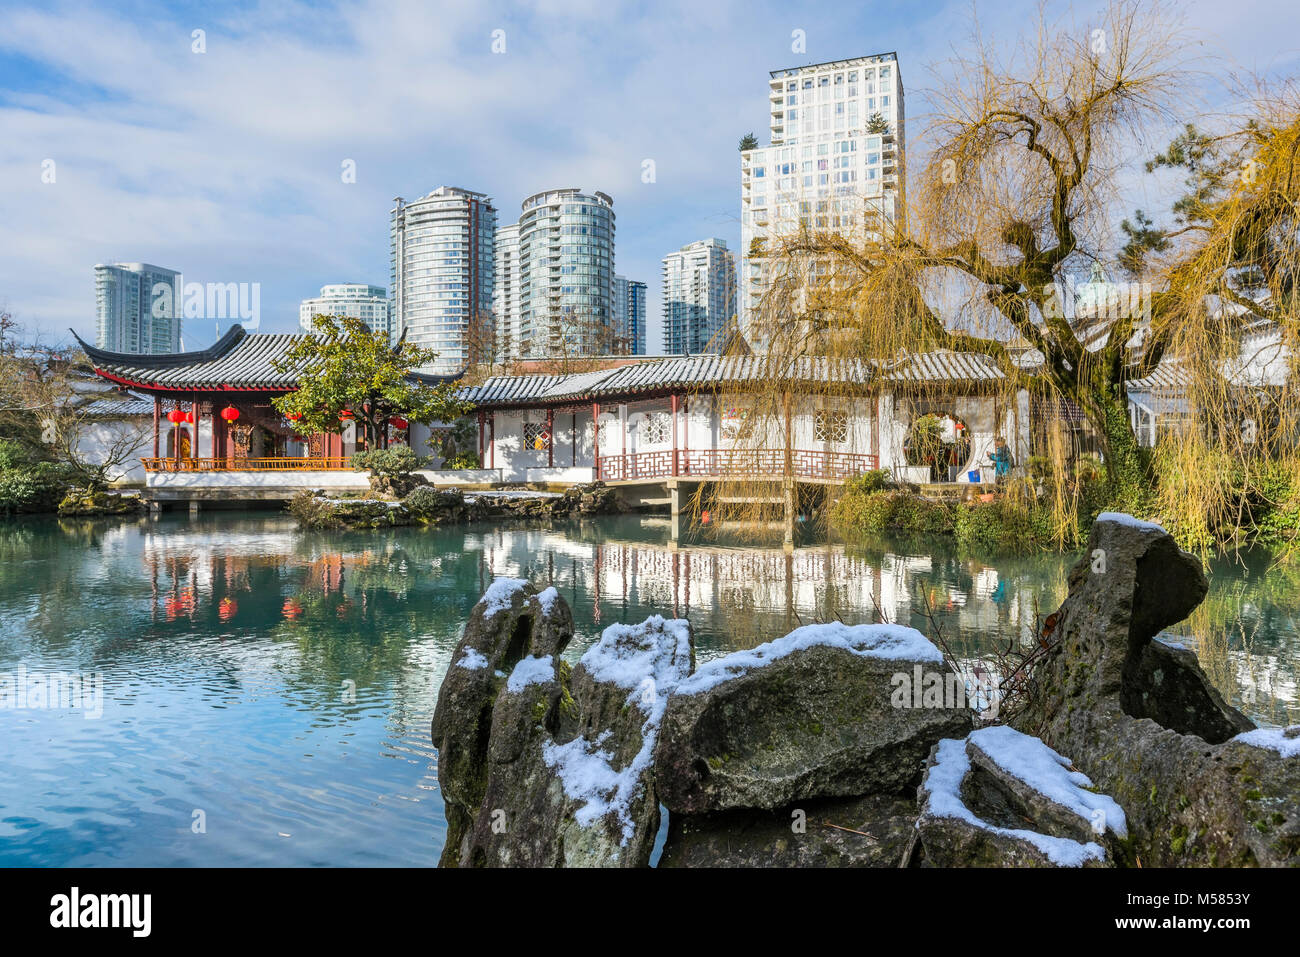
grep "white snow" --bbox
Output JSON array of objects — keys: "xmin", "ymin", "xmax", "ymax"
[
  {"xmin": 676, "ymin": 621, "xmax": 943, "ymax": 696},
  {"xmin": 579, "ymin": 615, "xmax": 694, "ymax": 698},
  {"xmin": 537, "ymin": 586, "xmax": 560, "ymax": 617},
  {"xmin": 464, "ymin": 490, "xmax": 563, "ymax": 503},
  {"xmin": 1232, "ymin": 725, "xmax": 1300, "ymax": 759},
  {"xmin": 923, "ymin": 737, "xmax": 1109, "ymax": 867},
  {"xmin": 969, "ymin": 726, "xmax": 1128, "ymax": 839},
  {"xmin": 542, "ymin": 615, "xmax": 693, "ymax": 846},
  {"xmin": 506, "ymin": 655, "xmax": 555, "ymax": 693},
  {"xmin": 479, "ymin": 576, "xmax": 528, "ymax": 618},
  {"xmin": 456, "ymin": 648, "xmax": 489, "ymax": 671},
  {"xmin": 319, "ymin": 497, "xmax": 404, "ymax": 508},
  {"xmin": 1097, "ymin": 511, "xmax": 1167, "ymax": 533}
]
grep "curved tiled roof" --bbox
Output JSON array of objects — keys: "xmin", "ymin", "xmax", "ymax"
[
  {"xmin": 74, "ymin": 325, "xmax": 306, "ymax": 391},
  {"xmin": 462, "ymin": 356, "xmax": 879, "ymax": 408},
  {"xmin": 882, "ymin": 350, "xmax": 1008, "ymax": 383}
]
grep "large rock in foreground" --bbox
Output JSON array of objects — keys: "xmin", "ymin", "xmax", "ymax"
[
  {"xmin": 430, "ymin": 578, "xmax": 574, "ymax": 866},
  {"xmin": 1012, "ymin": 513, "xmax": 1300, "ymax": 867},
  {"xmin": 907, "ymin": 726, "xmax": 1127, "ymax": 867},
  {"xmin": 432, "ymin": 579, "xmax": 693, "ymax": 867},
  {"xmin": 654, "ymin": 623, "xmax": 973, "ymax": 815},
  {"xmin": 658, "ymin": 793, "xmax": 917, "ymax": 868}
]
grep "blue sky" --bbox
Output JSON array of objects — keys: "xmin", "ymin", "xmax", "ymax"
[{"xmin": 2, "ymin": 0, "xmax": 1299, "ymax": 352}]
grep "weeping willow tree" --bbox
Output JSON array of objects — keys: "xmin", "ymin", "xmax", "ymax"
[
  {"xmin": 701, "ymin": 0, "xmax": 1300, "ymax": 552},
  {"xmin": 1122, "ymin": 91, "xmax": 1300, "ymax": 549}
]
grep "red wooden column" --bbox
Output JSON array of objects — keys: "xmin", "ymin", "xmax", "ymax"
[
  {"xmin": 191, "ymin": 399, "xmax": 200, "ymax": 460},
  {"xmin": 152, "ymin": 397, "xmax": 161, "ymax": 458},
  {"xmin": 671, "ymin": 394, "xmax": 679, "ymax": 476},
  {"xmin": 592, "ymin": 402, "xmax": 601, "ymax": 479},
  {"xmin": 547, "ymin": 407, "xmax": 554, "ymax": 468}
]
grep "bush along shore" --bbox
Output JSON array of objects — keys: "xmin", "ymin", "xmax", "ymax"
[
  {"xmin": 828, "ymin": 460, "xmax": 1300, "ymax": 555},
  {"xmin": 431, "ymin": 514, "xmax": 1299, "ymax": 868},
  {"xmin": 0, "ymin": 438, "xmax": 144, "ymax": 518}
]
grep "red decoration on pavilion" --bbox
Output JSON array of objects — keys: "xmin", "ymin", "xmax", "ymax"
[
  {"xmin": 167, "ymin": 409, "xmax": 186, "ymax": 424},
  {"xmin": 286, "ymin": 412, "xmax": 302, "ymax": 421},
  {"xmin": 390, "ymin": 417, "xmax": 408, "ymax": 430},
  {"xmin": 339, "ymin": 409, "xmax": 353, "ymax": 420},
  {"xmin": 218, "ymin": 597, "xmax": 238, "ymax": 621},
  {"xmin": 184, "ymin": 411, "xmax": 195, "ymax": 424},
  {"xmin": 220, "ymin": 406, "xmax": 240, "ymax": 422}
]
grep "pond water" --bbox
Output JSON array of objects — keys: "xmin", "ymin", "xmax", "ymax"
[{"xmin": 1, "ymin": 511, "xmax": 1296, "ymax": 866}]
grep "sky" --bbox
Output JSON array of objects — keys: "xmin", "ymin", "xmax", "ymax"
[{"xmin": 1, "ymin": 0, "xmax": 1299, "ymax": 353}]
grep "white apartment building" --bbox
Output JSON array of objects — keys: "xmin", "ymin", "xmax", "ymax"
[
  {"xmin": 661, "ymin": 239, "xmax": 737, "ymax": 354},
  {"xmin": 493, "ymin": 223, "xmax": 521, "ymax": 359},
  {"xmin": 505, "ymin": 188, "xmax": 616, "ymax": 358},
  {"xmin": 298, "ymin": 283, "xmax": 390, "ymax": 336},
  {"xmin": 390, "ymin": 186, "xmax": 496, "ymax": 372},
  {"xmin": 93, "ymin": 262, "xmax": 182, "ymax": 354},
  {"xmin": 739, "ymin": 52, "xmax": 905, "ymax": 344}
]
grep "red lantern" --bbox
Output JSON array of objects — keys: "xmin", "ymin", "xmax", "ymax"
[
  {"xmin": 167, "ymin": 409, "xmax": 186, "ymax": 424},
  {"xmin": 219, "ymin": 597, "xmax": 238, "ymax": 621},
  {"xmin": 339, "ymin": 409, "xmax": 353, "ymax": 420},
  {"xmin": 220, "ymin": 406, "xmax": 240, "ymax": 423},
  {"xmin": 184, "ymin": 411, "xmax": 195, "ymax": 424},
  {"xmin": 286, "ymin": 412, "xmax": 302, "ymax": 421},
  {"xmin": 390, "ymin": 417, "xmax": 408, "ymax": 430}
]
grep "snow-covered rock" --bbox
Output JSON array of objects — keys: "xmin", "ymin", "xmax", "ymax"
[{"xmin": 655, "ymin": 622, "xmax": 972, "ymax": 815}]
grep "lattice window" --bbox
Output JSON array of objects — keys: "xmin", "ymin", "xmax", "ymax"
[
  {"xmin": 523, "ymin": 422, "xmax": 551, "ymax": 451},
  {"xmin": 814, "ymin": 409, "xmax": 848, "ymax": 443},
  {"xmin": 639, "ymin": 413, "xmax": 670, "ymax": 445}
]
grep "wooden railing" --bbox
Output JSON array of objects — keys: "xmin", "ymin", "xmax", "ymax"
[
  {"xmin": 596, "ymin": 449, "xmax": 879, "ymax": 482},
  {"xmin": 142, "ymin": 457, "xmax": 354, "ymax": 472}
]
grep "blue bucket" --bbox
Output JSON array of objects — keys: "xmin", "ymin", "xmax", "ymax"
[{"xmin": 968, "ymin": 469, "xmax": 981, "ymax": 483}]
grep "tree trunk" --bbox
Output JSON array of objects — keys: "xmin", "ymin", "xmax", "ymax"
[{"xmin": 1087, "ymin": 386, "xmax": 1152, "ymax": 511}]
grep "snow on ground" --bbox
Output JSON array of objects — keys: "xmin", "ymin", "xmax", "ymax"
[
  {"xmin": 1096, "ymin": 511, "xmax": 1167, "ymax": 533},
  {"xmin": 537, "ymin": 586, "xmax": 560, "ymax": 617},
  {"xmin": 969, "ymin": 726, "xmax": 1127, "ymax": 838},
  {"xmin": 456, "ymin": 648, "xmax": 489, "ymax": 671},
  {"xmin": 676, "ymin": 621, "xmax": 943, "ymax": 696},
  {"xmin": 464, "ymin": 490, "xmax": 563, "ymax": 503},
  {"xmin": 923, "ymin": 737, "xmax": 1109, "ymax": 867},
  {"xmin": 480, "ymin": 576, "xmax": 528, "ymax": 618},
  {"xmin": 541, "ymin": 616, "xmax": 693, "ymax": 846},
  {"xmin": 1233, "ymin": 725, "xmax": 1300, "ymax": 758},
  {"xmin": 319, "ymin": 497, "xmax": 404, "ymax": 508},
  {"xmin": 507, "ymin": 655, "xmax": 555, "ymax": 693}
]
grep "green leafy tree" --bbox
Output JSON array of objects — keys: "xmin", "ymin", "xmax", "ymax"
[
  {"xmin": 865, "ymin": 112, "xmax": 890, "ymax": 135},
  {"xmin": 272, "ymin": 314, "xmax": 474, "ymax": 450},
  {"xmin": 739, "ymin": 132, "xmax": 759, "ymax": 152}
]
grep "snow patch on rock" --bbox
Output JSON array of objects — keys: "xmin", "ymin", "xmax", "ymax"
[
  {"xmin": 677, "ymin": 621, "xmax": 943, "ymax": 696},
  {"xmin": 923, "ymin": 737, "xmax": 1109, "ymax": 867},
  {"xmin": 480, "ymin": 577, "xmax": 528, "ymax": 618},
  {"xmin": 506, "ymin": 655, "xmax": 555, "ymax": 694}
]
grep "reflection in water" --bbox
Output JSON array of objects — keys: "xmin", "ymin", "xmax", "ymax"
[{"xmin": 0, "ymin": 512, "xmax": 1296, "ymax": 866}]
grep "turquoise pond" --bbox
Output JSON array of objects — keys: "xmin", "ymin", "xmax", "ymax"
[{"xmin": 1, "ymin": 511, "xmax": 1296, "ymax": 866}]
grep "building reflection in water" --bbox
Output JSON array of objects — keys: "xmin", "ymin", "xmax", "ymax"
[{"xmin": 126, "ymin": 515, "xmax": 1296, "ymax": 726}]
